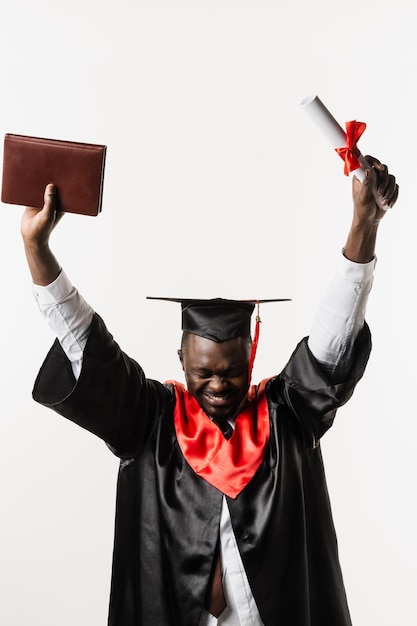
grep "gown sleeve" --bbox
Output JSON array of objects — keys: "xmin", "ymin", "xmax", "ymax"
[
  {"xmin": 32, "ymin": 312, "xmax": 172, "ymax": 459},
  {"xmin": 271, "ymin": 253, "xmax": 375, "ymax": 445},
  {"xmin": 271, "ymin": 321, "xmax": 372, "ymax": 447}
]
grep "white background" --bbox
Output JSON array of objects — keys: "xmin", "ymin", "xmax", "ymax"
[{"xmin": 1, "ymin": 1, "xmax": 415, "ymax": 624}]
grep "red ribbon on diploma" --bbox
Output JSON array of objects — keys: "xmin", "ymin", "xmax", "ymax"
[{"xmin": 335, "ymin": 120, "xmax": 366, "ymax": 176}]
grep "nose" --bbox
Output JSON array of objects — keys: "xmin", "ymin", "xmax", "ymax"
[{"xmin": 208, "ymin": 376, "xmax": 228, "ymax": 393}]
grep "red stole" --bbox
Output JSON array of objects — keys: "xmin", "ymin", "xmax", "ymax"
[{"xmin": 167, "ymin": 379, "xmax": 271, "ymax": 499}]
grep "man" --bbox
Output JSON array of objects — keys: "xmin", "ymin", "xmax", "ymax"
[{"xmin": 22, "ymin": 156, "xmax": 398, "ymax": 625}]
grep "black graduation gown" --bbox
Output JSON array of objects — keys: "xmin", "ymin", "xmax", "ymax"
[{"xmin": 32, "ymin": 314, "xmax": 372, "ymax": 626}]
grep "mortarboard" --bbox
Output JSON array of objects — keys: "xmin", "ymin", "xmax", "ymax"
[
  {"xmin": 146, "ymin": 297, "xmax": 291, "ymax": 380},
  {"xmin": 146, "ymin": 297, "xmax": 290, "ymax": 342}
]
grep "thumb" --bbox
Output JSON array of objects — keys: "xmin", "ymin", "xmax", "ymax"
[
  {"xmin": 43, "ymin": 182, "xmax": 65, "ymax": 228},
  {"xmin": 353, "ymin": 167, "xmax": 375, "ymax": 205},
  {"xmin": 43, "ymin": 182, "xmax": 57, "ymax": 215}
]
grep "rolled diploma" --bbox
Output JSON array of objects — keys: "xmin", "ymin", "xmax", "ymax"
[{"xmin": 300, "ymin": 94, "xmax": 386, "ymax": 210}]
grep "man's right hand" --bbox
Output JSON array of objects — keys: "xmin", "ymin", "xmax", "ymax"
[
  {"xmin": 21, "ymin": 183, "xmax": 63, "ymax": 286},
  {"xmin": 21, "ymin": 183, "xmax": 64, "ymax": 248}
]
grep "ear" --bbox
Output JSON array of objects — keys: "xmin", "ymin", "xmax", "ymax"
[{"xmin": 177, "ymin": 349, "xmax": 184, "ymax": 368}]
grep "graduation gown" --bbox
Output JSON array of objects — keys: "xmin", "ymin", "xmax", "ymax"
[{"xmin": 32, "ymin": 314, "xmax": 372, "ymax": 626}]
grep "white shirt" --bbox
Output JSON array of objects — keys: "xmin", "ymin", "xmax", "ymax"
[{"xmin": 32, "ymin": 253, "xmax": 376, "ymax": 626}]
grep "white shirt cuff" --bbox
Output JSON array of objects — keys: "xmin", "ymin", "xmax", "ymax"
[
  {"xmin": 33, "ymin": 270, "xmax": 74, "ymax": 305},
  {"xmin": 339, "ymin": 250, "xmax": 376, "ymax": 283}
]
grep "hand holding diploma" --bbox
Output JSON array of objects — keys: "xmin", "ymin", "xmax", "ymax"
[{"xmin": 300, "ymin": 94, "xmax": 398, "ymax": 210}]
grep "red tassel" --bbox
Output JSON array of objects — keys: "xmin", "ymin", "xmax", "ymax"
[{"xmin": 248, "ymin": 302, "xmax": 261, "ymax": 382}]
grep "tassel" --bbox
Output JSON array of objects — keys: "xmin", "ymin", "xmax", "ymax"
[{"xmin": 248, "ymin": 302, "xmax": 261, "ymax": 382}]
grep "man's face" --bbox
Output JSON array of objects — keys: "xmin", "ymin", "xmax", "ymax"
[{"xmin": 179, "ymin": 333, "xmax": 251, "ymax": 422}]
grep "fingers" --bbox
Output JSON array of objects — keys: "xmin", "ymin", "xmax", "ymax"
[
  {"xmin": 363, "ymin": 155, "xmax": 383, "ymax": 170},
  {"xmin": 380, "ymin": 173, "xmax": 398, "ymax": 207},
  {"xmin": 363, "ymin": 155, "xmax": 399, "ymax": 208}
]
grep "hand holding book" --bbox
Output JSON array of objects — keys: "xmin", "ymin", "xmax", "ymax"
[{"xmin": 1, "ymin": 134, "xmax": 106, "ymax": 216}]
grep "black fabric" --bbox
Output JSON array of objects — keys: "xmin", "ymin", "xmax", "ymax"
[
  {"xmin": 146, "ymin": 297, "xmax": 289, "ymax": 343},
  {"xmin": 32, "ymin": 314, "xmax": 372, "ymax": 626},
  {"xmin": 181, "ymin": 298, "xmax": 254, "ymax": 342}
]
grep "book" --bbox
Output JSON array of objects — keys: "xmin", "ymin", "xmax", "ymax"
[{"xmin": 1, "ymin": 133, "xmax": 107, "ymax": 216}]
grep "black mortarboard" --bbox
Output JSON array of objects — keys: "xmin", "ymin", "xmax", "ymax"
[
  {"xmin": 146, "ymin": 296, "xmax": 291, "ymax": 383},
  {"xmin": 146, "ymin": 297, "xmax": 291, "ymax": 343}
]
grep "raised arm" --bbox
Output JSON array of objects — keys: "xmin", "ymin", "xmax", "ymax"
[
  {"xmin": 21, "ymin": 183, "xmax": 94, "ymax": 379},
  {"xmin": 21, "ymin": 183, "xmax": 63, "ymax": 285},
  {"xmin": 308, "ymin": 156, "xmax": 399, "ymax": 368}
]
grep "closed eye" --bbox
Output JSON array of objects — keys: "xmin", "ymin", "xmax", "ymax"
[
  {"xmin": 192, "ymin": 367, "xmax": 246, "ymax": 379},
  {"xmin": 192, "ymin": 369, "xmax": 212, "ymax": 379}
]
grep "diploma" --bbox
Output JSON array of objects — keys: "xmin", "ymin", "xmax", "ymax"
[{"xmin": 300, "ymin": 94, "xmax": 387, "ymax": 210}]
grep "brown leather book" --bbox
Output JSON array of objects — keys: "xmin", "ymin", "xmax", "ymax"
[{"xmin": 1, "ymin": 133, "xmax": 107, "ymax": 216}]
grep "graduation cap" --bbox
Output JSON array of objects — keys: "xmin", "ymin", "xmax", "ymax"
[{"xmin": 146, "ymin": 297, "xmax": 291, "ymax": 380}]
